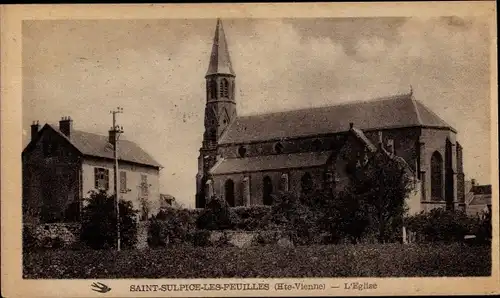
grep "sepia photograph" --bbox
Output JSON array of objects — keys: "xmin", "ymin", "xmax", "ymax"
[{"xmin": 1, "ymin": 2, "xmax": 498, "ymax": 297}]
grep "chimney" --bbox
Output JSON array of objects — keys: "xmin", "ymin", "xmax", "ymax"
[
  {"xmin": 59, "ymin": 116, "xmax": 73, "ymax": 138},
  {"xmin": 471, "ymin": 179, "xmax": 476, "ymax": 187},
  {"xmin": 349, "ymin": 122, "xmax": 354, "ymax": 130},
  {"xmin": 108, "ymin": 127, "xmax": 116, "ymax": 146},
  {"xmin": 30, "ymin": 120, "xmax": 40, "ymax": 141}
]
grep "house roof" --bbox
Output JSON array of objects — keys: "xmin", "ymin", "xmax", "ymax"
[
  {"xmin": 469, "ymin": 194, "xmax": 492, "ymax": 206},
  {"xmin": 218, "ymin": 93, "xmax": 454, "ymax": 145},
  {"xmin": 210, "ymin": 151, "xmax": 332, "ymax": 175},
  {"xmin": 206, "ymin": 19, "xmax": 235, "ymax": 77},
  {"xmin": 24, "ymin": 124, "xmax": 162, "ymax": 168},
  {"xmin": 472, "ymin": 185, "xmax": 492, "ymax": 195}
]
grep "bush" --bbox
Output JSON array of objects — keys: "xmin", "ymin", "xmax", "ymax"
[
  {"xmin": 80, "ymin": 191, "xmax": 139, "ymax": 249},
  {"xmin": 148, "ymin": 207, "xmax": 198, "ymax": 247},
  {"xmin": 196, "ymin": 196, "xmax": 239, "ymax": 230},
  {"xmin": 470, "ymin": 209, "xmax": 492, "ymax": 244},
  {"xmin": 405, "ymin": 208, "xmax": 476, "ymax": 243},
  {"xmin": 232, "ymin": 205, "xmax": 272, "ymax": 230},
  {"xmin": 191, "ymin": 230, "xmax": 211, "ymax": 247},
  {"xmin": 261, "ymin": 192, "xmax": 319, "ymax": 245},
  {"xmin": 23, "ymin": 225, "xmax": 37, "ymax": 251},
  {"xmin": 23, "ymin": 243, "xmax": 491, "ymax": 278}
]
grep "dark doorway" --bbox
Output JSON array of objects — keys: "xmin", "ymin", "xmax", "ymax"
[
  {"xmin": 224, "ymin": 179, "xmax": 235, "ymax": 207},
  {"xmin": 263, "ymin": 176, "xmax": 273, "ymax": 205}
]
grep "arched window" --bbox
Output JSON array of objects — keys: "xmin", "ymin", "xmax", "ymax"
[
  {"xmin": 224, "ymin": 179, "xmax": 235, "ymax": 207},
  {"xmin": 263, "ymin": 176, "xmax": 273, "ymax": 205},
  {"xmin": 431, "ymin": 151, "xmax": 443, "ymax": 200},
  {"xmin": 231, "ymin": 81, "xmax": 235, "ymax": 99},
  {"xmin": 274, "ymin": 142, "xmax": 283, "ymax": 154},
  {"xmin": 301, "ymin": 172, "xmax": 313, "ymax": 195},
  {"xmin": 238, "ymin": 146, "xmax": 247, "ymax": 157},
  {"xmin": 220, "ymin": 78, "xmax": 229, "ymax": 98}
]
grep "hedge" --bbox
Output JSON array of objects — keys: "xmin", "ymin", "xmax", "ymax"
[
  {"xmin": 405, "ymin": 208, "xmax": 491, "ymax": 243},
  {"xmin": 23, "ymin": 243, "xmax": 491, "ymax": 279}
]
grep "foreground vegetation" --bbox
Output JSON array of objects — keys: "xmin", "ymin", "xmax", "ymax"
[{"xmin": 23, "ymin": 243, "xmax": 490, "ymax": 279}]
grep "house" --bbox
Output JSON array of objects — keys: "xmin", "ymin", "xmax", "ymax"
[
  {"xmin": 195, "ymin": 19, "xmax": 465, "ymax": 214},
  {"xmin": 22, "ymin": 117, "xmax": 162, "ymax": 224},
  {"xmin": 465, "ymin": 179, "xmax": 492, "ymax": 217}
]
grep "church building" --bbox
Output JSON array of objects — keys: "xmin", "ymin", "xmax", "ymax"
[{"xmin": 195, "ymin": 19, "xmax": 465, "ymax": 214}]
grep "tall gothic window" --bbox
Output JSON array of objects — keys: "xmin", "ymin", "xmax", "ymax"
[
  {"xmin": 431, "ymin": 151, "xmax": 443, "ymax": 200},
  {"xmin": 263, "ymin": 176, "xmax": 273, "ymax": 205},
  {"xmin": 220, "ymin": 78, "xmax": 229, "ymax": 98},
  {"xmin": 224, "ymin": 179, "xmax": 235, "ymax": 207}
]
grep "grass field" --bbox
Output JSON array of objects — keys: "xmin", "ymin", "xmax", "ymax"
[{"xmin": 23, "ymin": 243, "xmax": 491, "ymax": 279}]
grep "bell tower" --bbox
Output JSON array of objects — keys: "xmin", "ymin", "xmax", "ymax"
[{"xmin": 196, "ymin": 19, "xmax": 237, "ymax": 208}]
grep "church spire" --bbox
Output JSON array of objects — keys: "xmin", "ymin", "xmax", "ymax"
[{"xmin": 206, "ymin": 19, "xmax": 235, "ymax": 77}]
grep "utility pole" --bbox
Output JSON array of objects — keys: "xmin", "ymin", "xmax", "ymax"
[{"xmin": 110, "ymin": 107, "xmax": 124, "ymax": 251}]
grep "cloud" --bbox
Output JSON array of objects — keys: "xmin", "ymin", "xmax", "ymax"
[{"xmin": 22, "ymin": 17, "xmax": 492, "ymax": 207}]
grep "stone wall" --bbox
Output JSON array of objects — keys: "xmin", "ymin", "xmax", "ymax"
[{"xmin": 24, "ymin": 223, "xmax": 81, "ymax": 248}]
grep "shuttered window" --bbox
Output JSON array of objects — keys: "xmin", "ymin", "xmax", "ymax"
[
  {"xmin": 120, "ymin": 171, "xmax": 127, "ymax": 193},
  {"xmin": 94, "ymin": 167, "xmax": 109, "ymax": 191}
]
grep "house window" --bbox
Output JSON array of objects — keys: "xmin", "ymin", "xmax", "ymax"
[
  {"xmin": 120, "ymin": 171, "xmax": 127, "ymax": 193},
  {"xmin": 431, "ymin": 151, "xmax": 443, "ymax": 200},
  {"xmin": 140, "ymin": 174, "xmax": 149, "ymax": 197},
  {"xmin": 94, "ymin": 167, "xmax": 109, "ymax": 191}
]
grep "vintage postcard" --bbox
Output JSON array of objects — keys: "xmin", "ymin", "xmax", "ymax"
[{"xmin": 1, "ymin": 2, "xmax": 498, "ymax": 297}]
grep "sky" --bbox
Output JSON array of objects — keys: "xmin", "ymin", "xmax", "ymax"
[{"xmin": 22, "ymin": 17, "xmax": 492, "ymax": 208}]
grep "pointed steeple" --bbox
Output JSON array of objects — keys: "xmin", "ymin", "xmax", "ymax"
[{"xmin": 206, "ymin": 19, "xmax": 235, "ymax": 77}]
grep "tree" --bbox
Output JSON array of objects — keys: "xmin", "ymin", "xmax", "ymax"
[
  {"xmin": 346, "ymin": 155, "xmax": 412, "ymax": 243},
  {"xmin": 196, "ymin": 196, "xmax": 239, "ymax": 230},
  {"xmin": 262, "ymin": 191, "xmax": 319, "ymax": 245},
  {"xmin": 81, "ymin": 190, "xmax": 139, "ymax": 249}
]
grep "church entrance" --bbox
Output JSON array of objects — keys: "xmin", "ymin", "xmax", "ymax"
[
  {"xmin": 224, "ymin": 179, "xmax": 235, "ymax": 207},
  {"xmin": 263, "ymin": 176, "xmax": 273, "ymax": 205}
]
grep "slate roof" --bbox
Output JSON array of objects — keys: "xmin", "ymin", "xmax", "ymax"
[
  {"xmin": 218, "ymin": 93, "xmax": 454, "ymax": 145},
  {"xmin": 210, "ymin": 151, "xmax": 332, "ymax": 175},
  {"xmin": 467, "ymin": 184, "xmax": 492, "ymax": 206},
  {"xmin": 472, "ymin": 185, "xmax": 492, "ymax": 195},
  {"xmin": 469, "ymin": 195, "xmax": 492, "ymax": 206},
  {"xmin": 25, "ymin": 124, "xmax": 162, "ymax": 168},
  {"xmin": 206, "ymin": 19, "xmax": 235, "ymax": 77}
]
